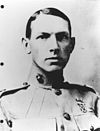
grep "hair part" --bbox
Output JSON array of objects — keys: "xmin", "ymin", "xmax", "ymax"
[{"xmin": 25, "ymin": 7, "xmax": 71, "ymax": 39}]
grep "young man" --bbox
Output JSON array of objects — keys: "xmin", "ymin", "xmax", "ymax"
[{"xmin": 0, "ymin": 7, "xmax": 100, "ymax": 131}]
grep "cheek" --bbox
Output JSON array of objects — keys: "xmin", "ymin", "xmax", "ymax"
[
  {"xmin": 64, "ymin": 46, "xmax": 70, "ymax": 54},
  {"xmin": 31, "ymin": 46, "xmax": 39, "ymax": 60},
  {"xmin": 31, "ymin": 45, "xmax": 45, "ymax": 62},
  {"xmin": 60, "ymin": 44, "xmax": 71, "ymax": 58}
]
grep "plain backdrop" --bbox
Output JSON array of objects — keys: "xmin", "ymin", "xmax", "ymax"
[{"xmin": 0, "ymin": 0, "xmax": 100, "ymax": 93}]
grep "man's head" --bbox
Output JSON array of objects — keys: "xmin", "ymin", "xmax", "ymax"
[{"xmin": 22, "ymin": 7, "xmax": 75, "ymax": 72}]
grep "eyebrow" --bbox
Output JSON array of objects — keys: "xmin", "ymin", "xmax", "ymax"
[
  {"xmin": 37, "ymin": 31, "xmax": 69, "ymax": 35},
  {"xmin": 55, "ymin": 31, "xmax": 69, "ymax": 36},
  {"xmin": 41, "ymin": 32, "xmax": 51, "ymax": 35},
  {"xmin": 35, "ymin": 32, "xmax": 50, "ymax": 39}
]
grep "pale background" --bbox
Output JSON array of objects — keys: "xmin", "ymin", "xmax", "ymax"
[{"xmin": 0, "ymin": 0, "xmax": 100, "ymax": 93}]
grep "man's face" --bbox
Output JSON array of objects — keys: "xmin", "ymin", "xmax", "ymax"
[{"xmin": 28, "ymin": 14, "xmax": 73, "ymax": 72}]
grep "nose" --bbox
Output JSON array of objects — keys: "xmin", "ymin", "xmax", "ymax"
[{"xmin": 49, "ymin": 34, "xmax": 59, "ymax": 54}]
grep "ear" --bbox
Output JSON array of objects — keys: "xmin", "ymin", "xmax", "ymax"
[
  {"xmin": 69, "ymin": 37, "xmax": 75, "ymax": 53},
  {"xmin": 21, "ymin": 37, "xmax": 31, "ymax": 54}
]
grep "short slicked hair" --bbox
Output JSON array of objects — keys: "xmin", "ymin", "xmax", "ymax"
[{"xmin": 25, "ymin": 7, "xmax": 71, "ymax": 39}]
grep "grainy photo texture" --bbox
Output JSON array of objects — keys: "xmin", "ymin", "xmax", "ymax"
[{"xmin": 0, "ymin": 0, "xmax": 100, "ymax": 130}]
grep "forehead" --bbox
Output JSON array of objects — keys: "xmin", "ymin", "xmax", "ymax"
[{"xmin": 31, "ymin": 14, "xmax": 69, "ymax": 35}]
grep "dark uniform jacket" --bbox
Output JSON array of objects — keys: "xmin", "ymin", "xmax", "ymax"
[{"xmin": 0, "ymin": 82, "xmax": 100, "ymax": 131}]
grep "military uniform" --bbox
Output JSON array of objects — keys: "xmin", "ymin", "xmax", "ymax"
[{"xmin": 0, "ymin": 78, "xmax": 100, "ymax": 131}]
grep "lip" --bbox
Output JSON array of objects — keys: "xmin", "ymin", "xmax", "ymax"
[{"xmin": 45, "ymin": 57, "xmax": 63, "ymax": 61}]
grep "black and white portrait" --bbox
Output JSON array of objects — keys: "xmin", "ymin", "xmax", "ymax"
[{"xmin": 0, "ymin": 0, "xmax": 100, "ymax": 130}]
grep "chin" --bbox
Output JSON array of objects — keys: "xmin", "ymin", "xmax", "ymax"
[{"xmin": 44, "ymin": 65, "xmax": 64, "ymax": 72}]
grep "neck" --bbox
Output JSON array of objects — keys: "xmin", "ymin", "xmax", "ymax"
[
  {"xmin": 47, "ymin": 70, "xmax": 64, "ymax": 85},
  {"xmin": 27, "ymin": 63, "xmax": 64, "ymax": 87}
]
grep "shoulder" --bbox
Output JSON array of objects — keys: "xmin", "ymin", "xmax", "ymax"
[
  {"xmin": 62, "ymin": 81, "xmax": 99, "ymax": 100},
  {"xmin": 0, "ymin": 82, "xmax": 30, "ymax": 99},
  {"xmin": 62, "ymin": 82, "xmax": 100, "ymax": 112},
  {"xmin": 62, "ymin": 81, "xmax": 96, "ymax": 94},
  {"xmin": 0, "ymin": 83, "xmax": 30, "ymax": 120}
]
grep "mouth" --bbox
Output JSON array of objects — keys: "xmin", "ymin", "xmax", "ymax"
[
  {"xmin": 45, "ymin": 57, "xmax": 63, "ymax": 61},
  {"xmin": 45, "ymin": 57, "xmax": 65, "ymax": 66}
]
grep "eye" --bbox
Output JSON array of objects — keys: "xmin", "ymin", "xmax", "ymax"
[
  {"xmin": 56, "ymin": 32, "xmax": 69, "ymax": 42},
  {"xmin": 36, "ymin": 33, "xmax": 50, "ymax": 40}
]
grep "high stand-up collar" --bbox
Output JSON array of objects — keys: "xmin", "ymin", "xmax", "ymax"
[{"xmin": 27, "ymin": 63, "xmax": 64, "ymax": 90}]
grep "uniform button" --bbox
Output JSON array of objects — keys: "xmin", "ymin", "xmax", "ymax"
[
  {"xmin": 61, "ymin": 125, "xmax": 65, "ymax": 131},
  {"xmin": 63, "ymin": 112, "xmax": 71, "ymax": 120},
  {"xmin": 54, "ymin": 89, "xmax": 62, "ymax": 95},
  {"xmin": 0, "ymin": 120, "xmax": 4, "ymax": 123},
  {"xmin": 7, "ymin": 120, "xmax": 12, "ymax": 128},
  {"xmin": 23, "ymin": 82, "xmax": 28, "ymax": 85},
  {"xmin": 36, "ymin": 74, "xmax": 44, "ymax": 84},
  {"xmin": 90, "ymin": 126, "xmax": 94, "ymax": 131}
]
